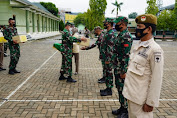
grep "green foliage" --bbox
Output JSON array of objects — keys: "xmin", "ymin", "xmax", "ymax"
[
  {"xmin": 157, "ymin": 10, "xmax": 177, "ymax": 31},
  {"xmin": 59, "ymin": 20, "xmax": 65, "ymax": 31},
  {"xmin": 73, "ymin": 13, "xmax": 86, "ymax": 27},
  {"xmin": 73, "ymin": 0, "xmax": 107, "ymax": 30},
  {"xmin": 128, "ymin": 12, "xmax": 138, "ymax": 19},
  {"xmin": 40, "ymin": 2, "xmax": 59, "ymax": 17},
  {"xmin": 111, "ymin": 0, "xmax": 123, "ymax": 17},
  {"xmin": 146, "ymin": 0, "xmax": 159, "ymax": 15}
]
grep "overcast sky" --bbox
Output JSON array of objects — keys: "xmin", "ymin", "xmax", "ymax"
[{"xmin": 28, "ymin": 0, "xmax": 175, "ymax": 17}]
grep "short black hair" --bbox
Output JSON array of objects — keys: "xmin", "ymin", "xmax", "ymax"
[
  {"xmin": 8, "ymin": 18, "xmax": 14, "ymax": 22},
  {"xmin": 144, "ymin": 23, "xmax": 156, "ymax": 33}
]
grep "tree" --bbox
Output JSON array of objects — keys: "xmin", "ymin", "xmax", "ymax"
[
  {"xmin": 111, "ymin": 0, "xmax": 123, "ymax": 17},
  {"xmin": 59, "ymin": 20, "xmax": 65, "ymax": 31},
  {"xmin": 87, "ymin": 0, "xmax": 107, "ymax": 30},
  {"xmin": 40, "ymin": 2, "xmax": 59, "ymax": 17},
  {"xmin": 145, "ymin": 0, "xmax": 159, "ymax": 15},
  {"xmin": 73, "ymin": 13, "xmax": 86, "ymax": 27},
  {"xmin": 174, "ymin": 0, "xmax": 177, "ymax": 37},
  {"xmin": 128, "ymin": 12, "xmax": 138, "ymax": 19}
]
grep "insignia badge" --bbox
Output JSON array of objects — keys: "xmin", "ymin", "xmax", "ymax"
[
  {"xmin": 141, "ymin": 16, "xmax": 146, "ymax": 22},
  {"xmin": 155, "ymin": 55, "xmax": 161, "ymax": 63}
]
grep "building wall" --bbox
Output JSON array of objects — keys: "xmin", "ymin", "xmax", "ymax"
[
  {"xmin": 0, "ymin": 0, "xmax": 60, "ymax": 34},
  {"xmin": 65, "ymin": 13, "xmax": 77, "ymax": 23}
]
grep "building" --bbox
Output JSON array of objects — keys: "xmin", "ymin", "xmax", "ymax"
[
  {"xmin": 65, "ymin": 13, "xmax": 78, "ymax": 23},
  {"xmin": 0, "ymin": 0, "xmax": 60, "ymax": 35}
]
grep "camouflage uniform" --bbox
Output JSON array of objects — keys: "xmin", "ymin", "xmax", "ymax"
[
  {"xmin": 113, "ymin": 28, "xmax": 133, "ymax": 108},
  {"xmin": 3, "ymin": 26, "xmax": 20, "ymax": 71},
  {"xmin": 85, "ymin": 32, "xmax": 105, "ymax": 78},
  {"xmin": 102, "ymin": 29, "xmax": 116, "ymax": 88},
  {"xmin": 60, "ymin": 28, "xmax": 81, "ymax": 77}
]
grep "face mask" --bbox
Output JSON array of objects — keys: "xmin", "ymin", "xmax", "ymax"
[
  {"xmin": 104, "ymin": 23, "xmax": 108, "ymax": 29},
  {"xmin": 135, "ymin": 27, "xmax": 148, "ymax": 39},
  {"xmin": 115, "ymin": 24, "xmax": 122, "ymax": 31},
  {"xmin": 13, "ymin": 24, "xmax": 16, "ymax": 27}
]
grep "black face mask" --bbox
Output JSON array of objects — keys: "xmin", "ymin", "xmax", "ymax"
[
  {"xmin": 104, "ymin": 23, "xmax": 108, "ymax": 29},
  {"xmin": 115, "ymin": 24, "xmax": 122, "ymax": 31},
  {"xmin": 13, "ymin": 24, "xmax": 16, "ymax": 27},
  {"xmin": 135, "ymin": 27, "xmax": 148, "ymax": 39}
]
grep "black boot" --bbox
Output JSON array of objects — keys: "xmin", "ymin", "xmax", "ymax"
[
  {"xmin": 98, "ymin": 77, "xmax": 105, "ymax": 83},
  {"xmin": 0, "ymin": 67, "xmax": 6, "ymax": 71},
  {"xmin": 112, "ymin": 106, "xmax": 124, "ymax": 115},
  {"xmin": 117, "ymin": 112, "xmax": 128, "ymax": 118},
  {"xmin": 59, "ymin": 74, "xmax": 67, "ymax": 80},
  {"xmin": 9, "ymin": 69, "xmax": 15, "ymax": 75},
  {"xmin": 67, "ymin": 76, "xmax": 77, "ymax": 83},
  {"xmin": 13, "ymin": 69, "xmax": 20, "ymax": 73},
  {"xmin": 100, "ymin": 88, "xmax": 112, "ymax": 96}
]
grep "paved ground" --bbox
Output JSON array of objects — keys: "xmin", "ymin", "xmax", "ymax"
[{"xmin": 0, "ymin": 37, "xmax": 177, "ymax": 118}]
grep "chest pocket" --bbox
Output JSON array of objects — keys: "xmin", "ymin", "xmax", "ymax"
[{"xmin": 128, "ymin": 55, "xmax": 147, "ymax": 76}]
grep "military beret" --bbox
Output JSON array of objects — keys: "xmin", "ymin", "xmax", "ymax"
[
  {"xmin": 114, "ymin": 16, "xmax": 128, "ymax": 23},
  {"xmin": 104, "ymin": 18, "xmax": 114, "ymax": 23},
  {"xmin": 94, "ymin": 26, "xmax": 102, "ymax": 31},
  {"xmin": 135, "ymin": 14, "xmax": 157, "ymax": 25},
  {"xmin": 65, "ymin": 21, "xmax": 73, "ymax": 26}
]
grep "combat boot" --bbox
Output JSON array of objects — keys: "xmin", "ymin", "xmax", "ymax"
[
  {"xmin": 13, "ymin": 69, "xmax": 20, "ymax": 73},
  {"xmin": 67, "ymin": 76, "xmax": 77, "ymax": 83},
  {"xmin": 117, "ymin": 108, "xmax": 128, "ymax": 118},
  {"xmin": 9, "ymin": 69, "xmax": 15, "ymax": 75},
  {"xmin": 59, "ymin": 74, "xmax": 67, "ymax": 80},
  {"xmin": 98, "ymin": 77, "xmax": 105, "ymax": 83},
  {"xmin": 112, "ymin": 106, "xmax": 124, "ymax": 115},
  {"xmin": 100, "ymin": 88, "xmax": 112, "ymax": 96}
]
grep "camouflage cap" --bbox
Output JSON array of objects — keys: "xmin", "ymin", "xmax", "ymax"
[
  {"xmin": 135, "ymin": 14, "xmax": 157, "ymax": 25},
  {"xmin": 65, "ymin": 21, "xmax": 73, "ymax": 26},
  {"xmin": 114, "ymin": 16, "xmax": 128, "ymax": 23},
  {"xmin": 104, "ymin": 18, "xmax": 114, "ymax": 23},
  {"xmin": 94, "ymin": 26, "xmax": 102, "ymax": 31}
]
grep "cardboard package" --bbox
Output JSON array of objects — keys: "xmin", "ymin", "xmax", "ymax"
[
  {"xmin": 0, "ymin": 33, "xmax": 7, "ymax": 43},
  {"xmin": 12, "ymin": 35, "xmax": 27, "ymax": 43},
  {"xmin": 79, "ymin": 38, "xmax": 90, "ymax": 47}
]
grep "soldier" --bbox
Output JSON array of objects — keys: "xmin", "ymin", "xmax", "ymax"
[
  {"xmin": 123, "ymin": 14, "xmax": 164, "ymax": 118},
  {"xmin": 100, "ymin": 18, "xmax": 116, "ymax": 96},
  {"xmin": 112, "ymin": 17, "xmax": 133, "ymax": 118},
  {"xmin": 84, "ymin": 27, "xmax": 90, "ymax": 38},
  {"xmin": 59, "ymin": 21, "xmax": 86, "ymax": 83},
  {"xmin": 81, "ymin": 26, "xmax": 105, "ymax": 83},
  {"xmin": 3, "ymin": 18, "xmax": 20, "ymax": 75}
]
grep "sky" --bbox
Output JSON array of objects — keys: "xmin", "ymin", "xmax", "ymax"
[{"xmin": 28, "ymin": 0, "xmax": 175, "ymax": 17}]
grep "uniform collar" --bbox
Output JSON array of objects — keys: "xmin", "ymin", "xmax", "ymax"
[{"xmin": 134, "ymin": 37, "xmax": 154, "ymax": 50}]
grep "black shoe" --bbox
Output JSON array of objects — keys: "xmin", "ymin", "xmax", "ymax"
[
  {"xmin": 67, "ymin": 77, "xmax": 77, "ymax": 83},
  {"xmin": 100, "ymin": 88, "xmax": 112, "ymax": 96},
  {"xmin": 4, "ymin": 53, "xmax": 8, "ymax": 57},
  {"xmin": 59, "ymin": 75, "xmax": 67, "ymax": 80},
  {"xmin": 9, "ymin": 70, "xmax": 15, "ymax": 75},
  {"xmin": 13, "ymin": 69, "xmax": 20, "ymax": 73},
  {"xmin": 98, "ymin": 77, "xmax": 105, "ymax": 83},
  {"xmin": 117, "ymin": 112, "xmax": 128, "ymax": 118},
  {"xmin": 112, "ymin": 106, "xmax": 125, "ymax": 115},
  {"xmin": 0, "ymin": 67, "xmax": 6, "ymax": 71}
]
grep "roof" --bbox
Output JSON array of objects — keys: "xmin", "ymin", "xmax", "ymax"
[
  {"xmin": 159, "ymin": 4, "xmax": 175, "ymax": 11},
  {"xmin": 32, "ymin": 2, "xmax": 52, "ymax": 14},
  {"xmin": 15, "ymin": 0, "xmax": 59, "ymax": 20}
]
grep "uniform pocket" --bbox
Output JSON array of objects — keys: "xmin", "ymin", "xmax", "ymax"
[{"xmin": 128, "ymin": 55, "xmax": 147, "ymax": 76}]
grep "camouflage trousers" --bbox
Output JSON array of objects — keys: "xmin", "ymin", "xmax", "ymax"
[
  {"xmin": 9, "ymin": 44, "xmax": 20, "ymax": 70},
  {"xmin": 105, "ymin": 63, "xmax": 113, "ymax": 88},
  {"xmin": 114, "ymin": 68, "xmax": 128, "ymax": 108},
  {"xmin": 60, "ymin": 51, "xmax": 72, "ymax": 77},
  {"xmin": 101, "ymin": 60, "xmax": 106, "ymax": 78},
  {"xmin": 4, "ymin": 42, "xmax": 8, "ymax": 53}
]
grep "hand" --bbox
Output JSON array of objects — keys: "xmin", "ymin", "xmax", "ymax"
[
  {"xmin": 81, "ymin": 37, "xmax": 87, "ymax": 42},
  {"xmin": 81, "ymin": 47, "xmax": 86, "ymax": 50},
  {"xmin": 120, "ymin": 73, "xmax": 126, "ymax": 79},
  {"xmin": 13, "ymin": 40, "xmax": 18, "ymax": 44},
  {"xmin": 105, "ymin": 61, "xmax": 110, "ymax": 64},
  {"xmin": 143, "ymin": 104, "xmax": 153, "ymax": 112}
]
